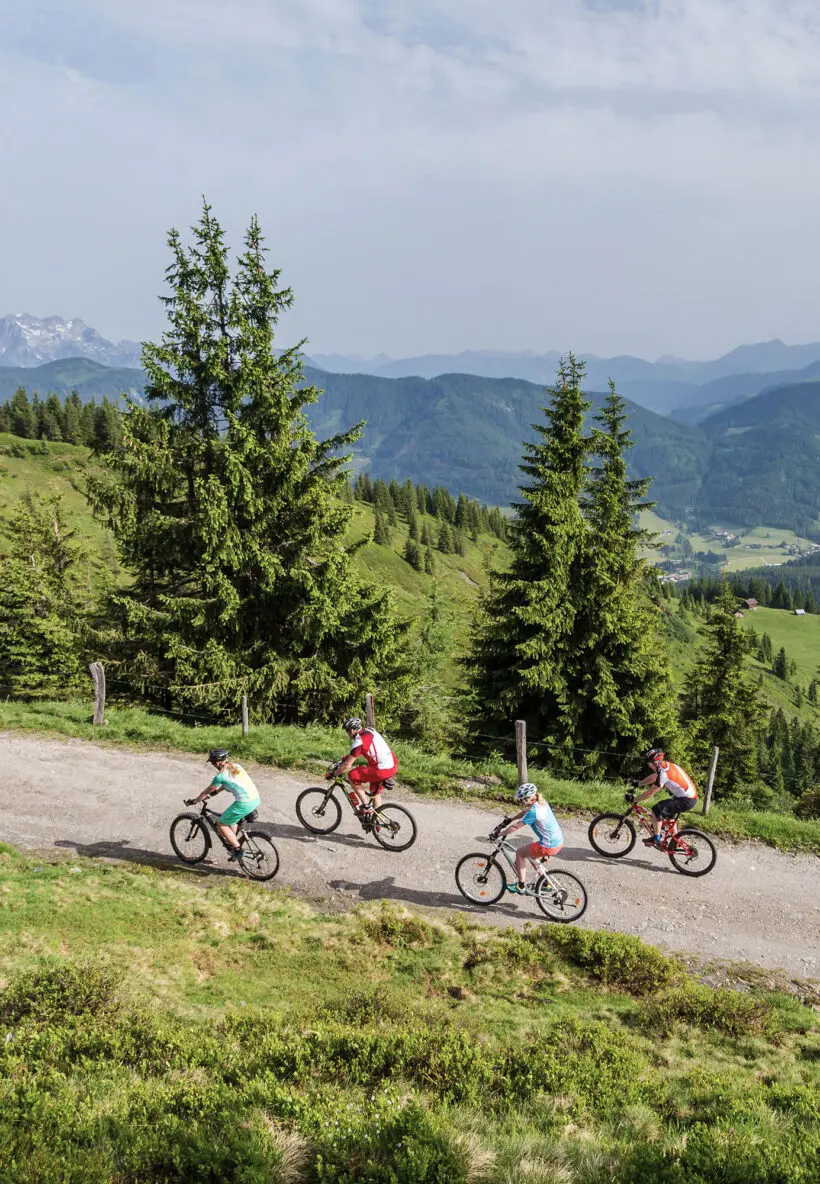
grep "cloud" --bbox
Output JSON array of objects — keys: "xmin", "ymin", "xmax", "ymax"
[{"xmin": 1, "ymin": 1, "xmax": 819, "ymax": 358}]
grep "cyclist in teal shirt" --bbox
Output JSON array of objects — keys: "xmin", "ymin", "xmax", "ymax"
[
  {"xmin": 191, "ymin": 748, "xmax": 261, "ymax": 862},
  {"xmin": 499, "ymin": 782, "xmax": 564, "ymax": 895}
]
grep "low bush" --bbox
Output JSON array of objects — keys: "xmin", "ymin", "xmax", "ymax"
[
  {"xmin": 360, "ymin": 903, "xmax": 440, "ymax": 949},
  {"xmin": 0, "ymin": 961, "xmax": 123, "ymax": 1025},
  {"xmin": 534, "ymin": 927, "xmax": 683, "ymax": 995},
  {"xmin": 795, "ymin": 786, "xmax": 820, "ymax": 820},
  {"xmin": 642, "ymin": 983, "xmax": 777, "ymax": 1037}
]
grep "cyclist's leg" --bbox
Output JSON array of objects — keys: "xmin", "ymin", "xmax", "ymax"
[
  {"xmin": 217, "ymin": 800, "xmax": 259, "ymax": 852},
  {"xmin": 649, "ymin": 797, "xmax": 678, "ymax": 840},
  {"xmin": 364, "ymin": 766, "xmax": 397, "ymax": 811},
  {"xmin": 348, "ymin": 765, "xmax": 386, "ymax": 811}
]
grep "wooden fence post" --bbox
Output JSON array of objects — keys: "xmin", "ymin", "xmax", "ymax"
[
  {"xmin": 89, "ymin": 662, "xmax": 106, "ymax": 725},
  {"xmin": 515, "ymin": 719, "xmax": 528, "ymax": 784},
  {"xmin": 241, "ymin": 694, "xmax": 249, "ymax": 737},
  {"xmin": 365, "ymin": 693, "xmax": 376, "ymax": 729},
  {"xmin": 702, "ymin": 746, "xmax": 719, "ymax": 815}
]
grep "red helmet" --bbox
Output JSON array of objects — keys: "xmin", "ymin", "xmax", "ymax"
[{"xmin": 645, "ymin": 748, "xmax": 665, "ymax": 765}]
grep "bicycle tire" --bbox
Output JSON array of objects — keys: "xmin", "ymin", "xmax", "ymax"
[
  {"xmin": 296, "ymin": 788, "xmax": 343, "ymax": 834},
  {"xmin": 169, "ymin": 813, "xmax": 210, "ymax": 864},
  {"xmin": 371, "ymin": 804, "xmax": 418, "ymax": 852},
  {"xmin": 240, "ymin": 830, "xmax": 280, "ymax": 881},
  {"xmin": 455, "ymin": 853, "xmax": 506, "ymax": 905},
  {"xmin": 668, "ymin": 828, "xmax": 717, "ymax": 877},
  {"xmin": 588, "ymin": 813, "xmax": 636, "ymax": 857},
  {"xmin": 534, "ymin": 870, "xmax": 588, "ymax": 923}
]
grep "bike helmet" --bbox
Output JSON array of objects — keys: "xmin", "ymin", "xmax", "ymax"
[
  {"xmin": 343, "ymin": 717, "xmax": 362, "ymax": 732},
  {"xmin": 515, "ymin": 782, "xmax": 538, "ymax": 803},
  {"xmin": 645, "ymin": 748, "xmax": 665, "ymax": 765},
  {"xmin": 208, "ymin": 748, "xmax": 229, "ymax": 766}
]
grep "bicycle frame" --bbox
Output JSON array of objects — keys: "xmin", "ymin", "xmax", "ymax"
[
  {"xmin": 321, "ymin": 777, "xmax": 387, "ymax": 820},
  {"xmin": 622, "ymin": 801, "xmax": 692, "ymax": 853},
  {"xmin": 194, "ymin": 801, "xmax": 257, "ymax": 848},
  {"xmin": 488, "ymin": 836, "xmax": 555, "ymax": 893}
]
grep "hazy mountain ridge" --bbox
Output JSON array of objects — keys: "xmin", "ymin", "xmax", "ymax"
[
  {"xmin": 0, "ymin": 314, "xmax": 141, "ymax": 369},
  {"xmin": 2, "ymin": 355, "xmax": 819, "ymax": 537}
]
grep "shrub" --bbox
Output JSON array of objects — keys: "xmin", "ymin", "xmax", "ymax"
[
  {"xmin": 795, "ymin": 787, "xmax": 820, "ymax": 820},
  {"xmin": 360, "ymin": 903, "xmax": 440, "ymax": 949},
  {"xmin": 0, "ymin": 961, "xmax": 123, "ymax": 1025},
  {"xmin": 536, "ymin": 928, "xmax": 682, "ymax": 995},
  {"xmin": 642, "ymin": 984, "xmax": 777, "ymax": 1037}
]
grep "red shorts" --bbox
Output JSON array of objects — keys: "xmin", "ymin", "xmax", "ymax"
[
  {"xmin": 525, "ymin": 841, "xmax": 562, "ymax": 859},
  {"xmin": 348, "ymin": 764, "xmax": 397, "ymax": 787}
]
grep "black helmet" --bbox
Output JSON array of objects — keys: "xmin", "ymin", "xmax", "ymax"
[
  {"xmin": 208, "ymin": 748, "xmax": 229, "ymax": 766},
  {"xmin": 343, "ymin": 717, "xmax": 362, "ymax": 732},
  {"xmin": 645, "ymin": 748, "xmax": 665, "ymax": 765}
]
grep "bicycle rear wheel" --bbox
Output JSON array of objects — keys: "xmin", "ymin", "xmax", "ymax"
[
  {"xmin": 296, "ymin": 788, "xmax": 342, "ymax": 834},
  {"xmin": 668, "ymin": 829, "xmax": 717, "ymax": 877},
  {"xmin": 170, "ymin": 814, "xmax": 210, "ymax": 864},
  {"xmin": 455, "ymin": 853, "xmax": 506, "ymax": 905},
  {"xmin": 588, "ymin": 813, "xmax": 636, "ymax": 857},
  {"xmin": 371, "ymin": 804, "xmax": 417, "ymax": 851},
  {"xmin": 240, "ymin": 831, "xmax": 280, "ymax": 881},
  {"xmin": 534, "ymin": 870, "xmax": 588, "ymax": 923}
]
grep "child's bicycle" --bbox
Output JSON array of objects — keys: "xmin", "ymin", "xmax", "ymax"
[
  {"xmin": 455, "ymin": 821, "xmax": 588, "ymax": 923},
  {"xmin": 588, "ymin": 795, "xmax": 717, "ymax": 876},
  {"xmin": 169, "ymin": 800, "xmax": 280, "ymax": 881},
  {"xmin": 296, "ymin": 775, "xmax": 418, "ymax": 852}
]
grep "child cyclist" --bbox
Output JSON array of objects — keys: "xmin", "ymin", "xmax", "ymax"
[
  {"xmin": 498, "ymin": 782, "xmax": 564, "ymax": 894},
  {"xmin": 188, "ymin": 749, "xmax": 261, "ymax": 862}
]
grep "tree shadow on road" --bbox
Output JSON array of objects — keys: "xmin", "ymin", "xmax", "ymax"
[
  {"xmin": 554, "ymin": 844, "xmax": 677, "ymax": 875},
  {"xmin": 331, "ymin": 874, "xmax": 527, "ymax": 920},
  {"xmin": 272, "ymin": 821, "xmax": 368, "ymax": 849}
]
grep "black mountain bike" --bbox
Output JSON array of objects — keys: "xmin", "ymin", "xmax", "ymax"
[
  {"xmin": 169, "ymin": 800, "xmax": 280, "ymax": 881},
  {"xmin": 296, "ymin": 777, "xmax": 417, "ymax": 852}
]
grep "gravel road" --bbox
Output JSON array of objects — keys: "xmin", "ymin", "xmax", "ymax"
[{"xmin": 3, "ymin": 732, "xmax": 819, "ymax": 978}]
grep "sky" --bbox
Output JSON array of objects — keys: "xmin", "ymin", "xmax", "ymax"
[{"xmin": 1, "ymin": 0, "xmax": 819, "ymax": 360}]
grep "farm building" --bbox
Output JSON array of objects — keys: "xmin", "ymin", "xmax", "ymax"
[
  {"xmin": 794, "ymin": 608, "xmax": 806, "ymax": 616},
  {"xmin": 743, "ymin": 598, "xmax": 758, "ymax": 610}
]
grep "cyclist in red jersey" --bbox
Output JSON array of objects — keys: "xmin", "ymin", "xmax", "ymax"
[
  {"xmin": 327, "ymin": 717, "xmax": 399, "ymax": 818},
  {"xmin": 630, "ymin": 747, "xmax": 699, "ymax": 848}
]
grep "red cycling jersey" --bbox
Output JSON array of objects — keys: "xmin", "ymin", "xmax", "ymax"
[{"xmin": 351, "ymin": 727, "xmax": 397, "ymax": 772}]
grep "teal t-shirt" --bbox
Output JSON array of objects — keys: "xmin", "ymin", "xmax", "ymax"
[{"xmin": 210, "ymin": 764, "xmax": 260, "ymax": 806}]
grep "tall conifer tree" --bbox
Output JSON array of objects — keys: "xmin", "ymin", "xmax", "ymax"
[
  {"xmin": 566, "ymin": 382, "xmax": 678, "ymax": 771},
  {"xmin": 89, "ymin": 202, "xmax": 408, "ymax": 720},
  {"xmin": 466, "ymin": 355, "xmax": 590, "ymax": 746}
]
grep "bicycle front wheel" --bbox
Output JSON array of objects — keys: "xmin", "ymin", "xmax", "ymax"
[
  {"xmin": 535, "ymin": 870, "xmax": 588, "ymax": 923},
  {"xmin": 240, "ymin": 831, "xmax": 280, "ymax": 881},
  {"xmin": 170, "ymin": 814, "xmax": 210, "ymax": 864},
  {"xmin": 669, "ymin": 829, "xmax": 717, "ymax": 877},
  {"xmin": 296, "ymin": 788, "xmax": 342, "ymax": 834},
  {"xmin": 588, "ymin": 813, "xmax": 636, "ymax": 857},
  {"xmin": 371, "ymin": 804, "xmax": 417, "ymax": 851},
  {"xmin": 455, "ymin": 853, "xmax": 506, "ymax": 905}
]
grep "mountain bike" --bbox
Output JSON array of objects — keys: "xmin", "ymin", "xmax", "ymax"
[
  {"xmin": 455, "ymin": 823, "xmax": 588, "ymax": 922},
  {"xmin": 295, "ymin": 776, "xmax": 418, "ymax": 852},
  {"xmin": 588, "ymin": 795, "xmax": 717, "ymax": 876},
  {"xmin": 169, "ymin": 800, "xmax": 280, "ymax": 881}
]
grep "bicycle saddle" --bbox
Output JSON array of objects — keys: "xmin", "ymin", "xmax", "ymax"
[{"xmin": 244, "ymin": 809, "xmax": 259, "ymax": 824}]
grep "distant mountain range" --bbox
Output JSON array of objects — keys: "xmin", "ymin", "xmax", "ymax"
[
  {"xmin": 4, "ymin": 313, "xmax": 820, "ymax": 422},
  {"xmin": 309, "ymin": 340, "xmax": 820, "ymax": 419},
  {"xmin": 3, "ymin": 355, "xmax": 819, "ymax": 537},
  {"xmin": 0, "ymin": 314, "xmax": 141, "ymax": 369}
]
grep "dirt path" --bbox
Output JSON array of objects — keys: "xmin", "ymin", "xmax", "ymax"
[{"xmin": 3, "ymin": 732, "xmax": 819, "ymax": 978}]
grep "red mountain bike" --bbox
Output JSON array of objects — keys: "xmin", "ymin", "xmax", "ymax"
[{"xmin": 588, "ymin": 795, "xmax": 717, "ymax": 876}]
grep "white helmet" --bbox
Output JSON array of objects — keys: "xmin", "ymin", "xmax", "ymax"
[{"xmin": 515, "ymin": 782, "xmax": 538, "ymax": 803}]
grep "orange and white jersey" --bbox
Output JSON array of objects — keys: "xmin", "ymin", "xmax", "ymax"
[
  {"xmin": 658, "ymin": 761, "xmax": 698, "ymax": 799},
  {"xmin": 350, "ymin": 727, "xmax": 397, "ymax": 772}
]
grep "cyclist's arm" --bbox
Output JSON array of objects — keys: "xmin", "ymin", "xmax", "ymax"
[
  {"xmin": 333, "ymin": 754, "xmax": 356, "ymax": 777},
  {"xmin": 634, "ymin": 774, "xmax": 659, "ymax": 803},
  {"xmin": 193, "ymin": 779, "xmax": 222, "ymax": 804},
  {"xmin": 500, "ymin": 806, "xmax": 529, "ymax": 836}
]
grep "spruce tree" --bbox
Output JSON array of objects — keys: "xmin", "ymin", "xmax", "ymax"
[
  {"xmin": 88, "ymin": 202, "xmax": 408, "ymax": 720},
  {"xmin": 682, "ymin": 578, "xmax": 766, "ymax": 792},
  {"xmin": 9, "ymin": 388, "xmax": 35, "ymax": 438},
  {"xmin": 466, "ymin": 355, "xmax": 590, "ymax": 747},
  {"xmin": 565, "ymin": 381, "xmax": 678, "ymax": 771},
  {"xmin": 373, "ymin": 511, "xmax": 390, "ymax": 546},
  {"xmin": 773, "ymin": 647, "xmax": 788, "ymax": 680},
  {"xmin": 404, "ymin": 538, "xmax": 423, "ymax": 571},
  {"xmin": 0, "ymin": 491, "xmax": 89, "ymax": 694}
]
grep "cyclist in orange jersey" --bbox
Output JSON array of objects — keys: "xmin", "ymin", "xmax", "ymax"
[{"xmin": 630, "ymin": 748, "xmax": 698, "ymax": 848}]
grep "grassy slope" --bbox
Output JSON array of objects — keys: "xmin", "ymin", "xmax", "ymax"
[
  {"xmin": 0, "ymin": 843, "xmax": 817, "ymax": 1182},
  {"xmin": 1, "ymin": 700, "xmax": 818, "ymax": 852},
  {"xmin": 742, "ymin": 606, "xmax": 820, "ymax": 686}
]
